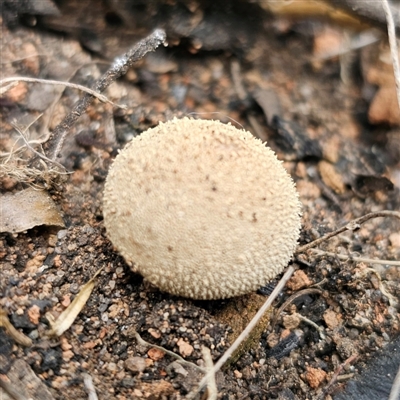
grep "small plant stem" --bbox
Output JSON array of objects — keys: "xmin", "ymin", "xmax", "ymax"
[
  {"xmin": 134, "ymin": 330, "xmax": 204, "ymax": 372},
  {"xmin": 0, "ymin": 77, "xmax": 125, "ymax": 108},
  {"xmin": 296, "ymin": 211, "xmax": 400, "ymax": 254},
  {"xmin": 187, "ymin": 265, "xmax": 295, "ymax": 399},
  {"xmin": 45, "ymin": 29, "xmax": 166, "ymax": 162},
  {"xmin": 382, "ymin": 0, "xmax": 400, "ymax": 113},
  {"xmin": 311, "ymin": 249, "xmax": 400, "ymax": 267}
]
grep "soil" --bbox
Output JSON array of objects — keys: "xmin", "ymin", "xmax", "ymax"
[{"xmin": 1, "ymin": 1, "xmax": 400, "ymax": 400}]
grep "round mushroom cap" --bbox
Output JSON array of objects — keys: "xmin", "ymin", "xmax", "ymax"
[{"xmin": 103, "ymin": 117, "xmax": 301, "ymax": 300}]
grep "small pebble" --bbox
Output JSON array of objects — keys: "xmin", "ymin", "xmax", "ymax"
[
  {"xmin": 107, "ymin": 362, "xmax": 118, "ymax": 373},
  {"xmin": 305, "ymin": 366, "xmax": 327, "ymax": 389},
  {"xmin": 124, "ymin": 357, "xmax": 147, "ymax": 373},
  {"xmin": 57, "ymin": 230, "xmax": 68, "ymax": 240},
  {"xmin": 109, "ymin": 280, "xmax": 116, "ymax": 290},
  {"xmin": 234, "ymin": 370, "xmax": 243, "ymax": 379},
  {"xmin": 28, "ymin": 329, "xmax": 39, "ymax": 340},
  {"xmin": 147, "ymin": 348, "xmax": 165, "ymax": 361}
]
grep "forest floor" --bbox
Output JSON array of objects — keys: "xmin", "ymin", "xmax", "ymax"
[{"xmin": 1, "ymin": 1, "xmax": 400, "ymax": 399}]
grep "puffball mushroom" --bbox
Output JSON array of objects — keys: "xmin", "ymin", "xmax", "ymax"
[{"xmin": 103, "ymin": 117, "xmax": 301, "ymax": 300}]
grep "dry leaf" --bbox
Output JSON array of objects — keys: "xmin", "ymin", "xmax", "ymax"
[
  {"xmin": 46, "ymin": 267, "xmax": 103, "ymax": 337},
  {"xmin": 0, "ymin": 188, "xmax": 64, "ymax": 233}
]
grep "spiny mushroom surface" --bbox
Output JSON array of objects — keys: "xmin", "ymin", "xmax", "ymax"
[{"xmin": 103, "ymin": 117, "xmax": 302, "ymax": 300}]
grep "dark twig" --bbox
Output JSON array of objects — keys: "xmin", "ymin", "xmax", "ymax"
[
  {"xmin": 310, "ymin": 249, "xmax": 400, "ymax": 266},
  {"xmin": 324, "ymin": 0, "xmax": 400, "ymax": 34},
  {"xmin": 296, "ymin": 211, "xmax": 400, "ymax": 254},
  {"xmin": 319, "ymin": 354, "xmax": 358, "ymax": 399},
  {"xmin": 45, "ymin": 29, "xmax": 167, "ymax": 162}
]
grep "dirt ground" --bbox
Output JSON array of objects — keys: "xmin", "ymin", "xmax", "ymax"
[{"xmin": 1, "ymin": 1, "xmax": 400, "ymax": 400}]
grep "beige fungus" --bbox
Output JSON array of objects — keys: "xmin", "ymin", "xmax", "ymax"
[{"xmin": 103, "ymin": 118, "xmax": 302, "ymax": 300}]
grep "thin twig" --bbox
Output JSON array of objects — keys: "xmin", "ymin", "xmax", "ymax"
[
  {"xmin": 187, "ymin": 265, "xmax": 295, "ymax": 399},
  {"xmin": 389, "ymin": 364, "xmax": 400, "ymax": 400},
  {"xmin": 11, "ymin": 122, "xmax": 66, "ymax": 171},
  {"xmin": 270, "ymin": 288, "xmax": 323, "ymax": 332},
  {"xmin": 0, "ymin": 162, "xmax": 63, "ymax": 185},
  {"xmin": 0, "ymin": 77, "xmax": 125, "ymax": 108},
  {"xmin": 336, "ymin": 373, "xmax": 355, "ymax": 382},
  {"xmin": 382, "ymin": 0, "xmax": 400, "ymax": 112},
  {"xmin": 1, "ymin": 113, "xmax": 44, "ymax": 160},
  {"xmin": 296, "ymin": 211, "xmax": 400, "ymax": 254},
  {"xmin": 82, "ymin": 373, "xmax": 99, "ymax": 400},
  {"xmin": 134, "ymin": 330, "xmax": 204, "ymax": 372},
  {"xmin": 318, "ymin": 353, "xmax": 358, "ymax": 399},
  {"xmin": 202, "ymin": 347, "xmax": 217, "ymax": 400},
  {"xmin": 296, "ymin": 314, "xmax": 326, "ymax": 340},
  {"xmin": 0, "ymin": 81, "xmax": 18, "ymax": 95},
  {"xmin": 311, "ymin": 249, "xmax": 400, "ymax": 267},
  {"xmin": 1, "ymin": 113, "xmax": 68, "ymax": 184},
  {"xmin": 46, "ymin": 29, "xmax": 167, "ymax": 162}
]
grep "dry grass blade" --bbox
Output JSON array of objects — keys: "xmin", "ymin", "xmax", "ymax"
[
  {"xmin": 311, "ymin": 249, "xmax": 400, "ymax": 267},
  {"xmin": 10, "ymin": 122, "xmax": 66, "ymax": 171},
  {"xmin": 187, "ymin": 265, "xmax": 295, "ymax": 399},
  {"xmin": 0, "ymin": 77, "xmax": 126, "ymax": 109},
  {"xmin": 1, "ymin": 113, "xmax": 43, "ymax": 160},
  {"xmin": 202, "ymin": 347, "xmax": 217, "ymax": 400},
  {"xmin": 82, "ymin": 373, "xmax": 99, "ymax": 400},
  {"xmin": 0, "ymin": 116, "xmax": 69, "ymax": 185},
  {"xmin": 0, "ymin": 162, "xmax": 63, "ymax": 185},
  {"xmin": 46, "ymin": 267, "xmax": 104, "ymax": 337},
  {"xmin": 134, "ymin": 330, "xmax": 204, "ymax": 372},
  {"xmin": 382, "ymin": 0, "xmax": 400, "ymax": 111},
  {"xmin": 296, "ymin": 314, "xmax": 326, "ymax": 339},
  {"xmin": 296, "ymin": 211, "xmax": 400, "ymax": 253},
  {"xmin": 0, "ymin": 307, "xmax": 32, "ymax": 347}
]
